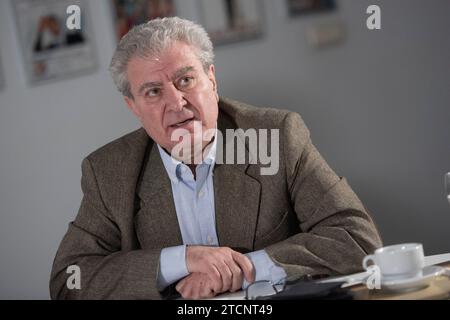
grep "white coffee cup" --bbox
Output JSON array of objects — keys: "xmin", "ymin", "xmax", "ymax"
[{"xmin": 362, "ymin": 243, "xmax": 424, "ymax": 279}]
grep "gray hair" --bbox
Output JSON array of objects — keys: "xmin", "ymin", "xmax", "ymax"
[{"xmin": 109, "ymin": 17, "xmax": 214, "ymax": 99}]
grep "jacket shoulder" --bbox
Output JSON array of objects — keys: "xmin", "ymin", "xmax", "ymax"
[
  {"xmin": 219, "ymin": 97, "xmax": 304, "ymax": 130},
  {"xmin": 80, "ymin": 128, "xmax": 151, "ymax": 211},
  {"xmin": 85, "ymin": 128, "xmax": 149, "ymax": 166}
]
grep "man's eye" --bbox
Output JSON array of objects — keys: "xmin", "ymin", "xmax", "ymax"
[
  {"xmin": 178, "ymin": 77, "xmax": 193, "ymax": 87},
  {"xmin": 146, "ymin": 88, "xmax": 160, "ymax": 97}
]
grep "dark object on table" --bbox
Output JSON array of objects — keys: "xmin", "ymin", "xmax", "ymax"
[{"xmin": 257, "ymin": 281, "xmax": 352, "ymax": 300}]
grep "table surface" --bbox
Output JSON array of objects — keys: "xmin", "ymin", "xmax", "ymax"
[{"xmin": 211, "ymin": 253, "xmax": 450, "ymax": 300}]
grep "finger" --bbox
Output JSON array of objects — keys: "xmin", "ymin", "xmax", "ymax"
[
  {"xmin": 191, "ymin": 282, "xmax": 201, "ymax": 300},
  {"xmin": 215, "ymin": 260, "xmax": 233, "ymax": 292},
  {"xmin": 232, "ymin": 251, "xmax": 255, "ymax": 283},
  {"xmin": 224, "ymin": 259, "xmax": 243, "ymax": 292},
  {"xmin": 176, "ymin": 278, "xmax": 186, "ymax": 293},
  {"xmin": 179, "ymin": 285, "xmax": 190, "ymax": 299},
  {"xmin": 201, "ymin": 264, "xmax": 221, "ymax": 293},
  {"xmin": 210, "ymin": 274, "xmax": 222, "ymax": 293},
  {"xmin": 192, "ymin": 275, "xmax": 209, "ymax": 299},
  {"xmin": 184, "ymin": 280, "xmax": 197, "ymax": 300},
  {"xmin": 201, "ymin": 285, "xmax": 215, "ymax": 299},
  {"xmin": 207, "ymin": 264, "xmax": 222, "ymax": 289},
  {"xmin": 203, "ymin": 268, "xmax": 222, "ymax": 293},
  {"xmin": 197, "ymin": 274, "xmax": 215, "ymax": 299}
]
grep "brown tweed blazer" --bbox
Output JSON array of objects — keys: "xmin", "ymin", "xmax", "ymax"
[{"xmin": 50, "ymin": 97, "xmax": 382, "ymax": 299}]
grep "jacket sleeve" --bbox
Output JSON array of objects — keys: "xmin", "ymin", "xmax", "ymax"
[
  {"xmin": 265, "ymin": 112, "xmax": 383, "ymax": 280},
  {"xmin": 49, "ymin": 158, "xmax": 163, "ymax": 299}
]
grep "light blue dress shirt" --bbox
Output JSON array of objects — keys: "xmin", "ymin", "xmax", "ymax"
[{"xmin": 156, "ymin": 130, "xmax": 286, "ymax": 290}]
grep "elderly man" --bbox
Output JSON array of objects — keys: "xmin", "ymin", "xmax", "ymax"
[{"xmin": 50, "ymin": 17, "xmax": 382, "ymax": 300}]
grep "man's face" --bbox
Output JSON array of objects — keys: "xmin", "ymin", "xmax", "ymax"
[{"xmin": 124, "ymin": 41, "xmax": 219, "ymax": 154}]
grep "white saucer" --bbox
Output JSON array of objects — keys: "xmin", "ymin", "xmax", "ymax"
[{"xmin": 380, "ymin": 266, "xmax": 446, "ymax": 292}]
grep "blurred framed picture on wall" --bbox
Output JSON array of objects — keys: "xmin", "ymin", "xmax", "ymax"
[
  {"xmin": 12, "ymin": 0, "xmax": 97, "ymax": 85},
  {"xmin": 198, "ymin": 0, "xmax": 264, "ymax": 45},
  {"xmin": 111, "ymin": 0, "xmax": 176, "ymax": 41},
  {"xmin": 287, "ymin": 0, "xmax": 336, "ymax": 16}
]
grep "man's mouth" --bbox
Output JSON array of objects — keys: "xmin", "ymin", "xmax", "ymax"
[{"xmin": 171, "ymin": 117, "xmax": 195, "ymax": 128}]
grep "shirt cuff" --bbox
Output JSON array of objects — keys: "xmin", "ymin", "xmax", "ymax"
[
  {"xmin": 157, "ymin": 245, "xmax": 190, "ymax": 291},
  {"xmin": 242, "ymin": 249, "xmax": 287, "ymax": 289}
]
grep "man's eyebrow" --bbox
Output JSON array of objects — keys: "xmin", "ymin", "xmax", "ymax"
[
  {"xmin": 138, "ymin": 81, "xmax": 162, "ymax": 95},
  {"xmin": 172, "ymin": 66, "xmax": 195, "ymax": 80},
  {"xmin": 137, "ymin": 66, "xmax": 196, "ymax": 95}
]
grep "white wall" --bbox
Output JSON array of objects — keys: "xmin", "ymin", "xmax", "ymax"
[{"xmin": 1, "ymin": 0, "xmax": 449, "ymax": 299}]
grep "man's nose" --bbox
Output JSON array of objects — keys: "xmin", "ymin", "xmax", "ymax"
[{"xmin": 165, "ymin": 84, "xmax": 187, "ymax": 112}]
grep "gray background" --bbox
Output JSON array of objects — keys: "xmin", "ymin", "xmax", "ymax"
[{"xmin": 0, "ymin": 0, "xmax": 449, "ymax": 299}]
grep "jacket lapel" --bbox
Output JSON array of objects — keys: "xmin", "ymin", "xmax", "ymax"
[
  {"xmin": 134, "ymin": 142, "xmax": 183, "ymax": 248},
  {"xmin": 214, "ymin": 106, "xmax": 261, "ymax": 252}
]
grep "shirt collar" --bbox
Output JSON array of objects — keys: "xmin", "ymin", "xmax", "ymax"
[
  {"xmin": 157, "ymin": 144, "xmax": 181, "ymax": 183},
  {"xmin": 157, "ymin": 125, "xmax": 218, "ymax": 184}
]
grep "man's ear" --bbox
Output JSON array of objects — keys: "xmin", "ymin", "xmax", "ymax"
[
  {"xmin": 208, "ymin": 64, "xmax": 219, "ymax": 99},
  {"xmin": 124, "ymin": 96, "xmax": 141, "ymax": 119}
]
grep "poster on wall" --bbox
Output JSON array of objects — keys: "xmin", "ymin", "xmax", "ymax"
[
  {"xmin": 198, "ymin": 0, "xmax": 264, "ymax": 45},
  {"xmin": 12, "ymin": 0, "xmax": 97, "ymax": 85},
  {"xmin": 287, "ymin": 0, "xmax": 336, "ymax": 16},
  {"xmin": 111, "ymin": 0, "xmax": 175, "ymax": 41}
]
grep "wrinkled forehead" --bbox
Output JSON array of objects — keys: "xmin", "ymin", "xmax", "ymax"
[{"xmin": 127, "ymin": 42, "xmax": 205, "ymax": 80}]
